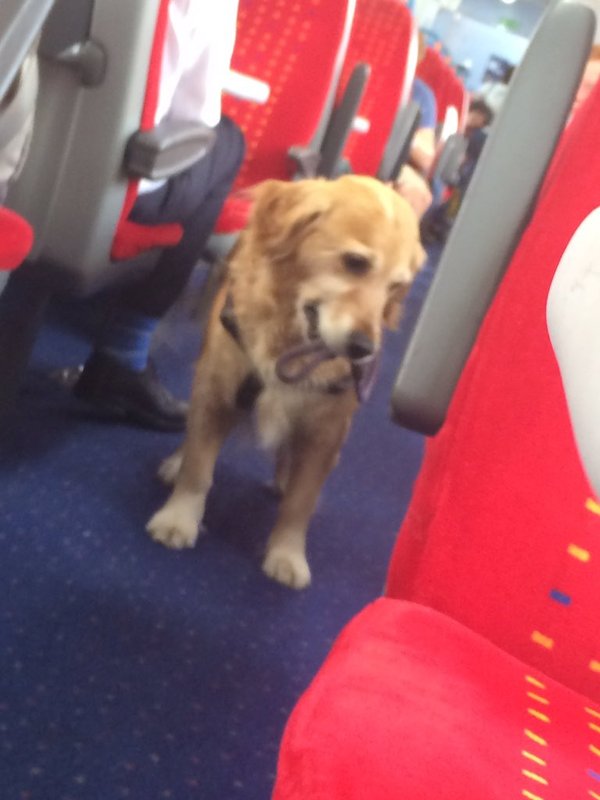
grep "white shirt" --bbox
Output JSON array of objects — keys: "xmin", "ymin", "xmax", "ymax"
[{"xmin": 156, "ymin": 0, "xmax": 240, "ymax": 129}]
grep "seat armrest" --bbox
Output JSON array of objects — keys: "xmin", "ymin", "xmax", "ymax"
[
  {"xmin": 124, "ymin": 119, "xmax": 217, "ymax": 181},
  {"xmin": 432, "ymin": 132, "xmax": 468, "ymax": 187},
  {"xmin": 377, "ymin": 100, "xmax": 422, "ymax": 183},
  {"xmin": 318, "ymin": 63, "xmax": 371, "ymax": 178},
  {"xmin": 288, "ymin": 146, "xmax": 321, "ymax": 178}
]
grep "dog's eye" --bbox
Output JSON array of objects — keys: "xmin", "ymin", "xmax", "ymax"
[{"xmin": 342, "ymin": 252, "xmax": 371, "ymax": 275}]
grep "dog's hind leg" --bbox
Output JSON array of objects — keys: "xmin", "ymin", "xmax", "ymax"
[{"xmin": 263, "ymin": 421, "xmax": 348, "ymax": 589}]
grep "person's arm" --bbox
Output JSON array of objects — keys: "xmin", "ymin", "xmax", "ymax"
[
  {"xmin": 157, "ymin": 0, "xmax": 239, "ymax": 129},
  {"xmin": 391, "ymin": 163, "xmax": 433, "ymax": 219}
]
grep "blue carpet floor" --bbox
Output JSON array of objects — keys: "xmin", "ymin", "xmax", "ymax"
[{"xmin": 0, "ymin": 257, "xmax": 434, "ymax": 800}]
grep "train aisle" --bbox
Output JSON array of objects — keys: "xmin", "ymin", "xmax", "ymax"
[{"xmin": 0, "ymin": 256, "xmax": 430, "ymax": 800}]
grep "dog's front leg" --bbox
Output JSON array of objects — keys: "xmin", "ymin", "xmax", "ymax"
[
  {"xmin": 147, "ymin": 395, "xmax": 236, "ymax": 550},
  {"xmin": 263, "ymin": 422, "xmax": 348, "ymax": 589}
]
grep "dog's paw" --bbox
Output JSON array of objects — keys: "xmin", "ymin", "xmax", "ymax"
[
  {"xmin": 157, "ymin": 451, "xmax": 183, "ymax": 485},
  {"xmin": 146, "ymin": 504, "xmax": 200, "ymax": 550},
  {"xmin": 262, "ymin": 548, "xmax": 311, "ymax": 590}
]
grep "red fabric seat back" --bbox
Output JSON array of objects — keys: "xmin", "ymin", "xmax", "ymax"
[
  {"xmin": 334, "ymin": 0, "xmax": 416, "ymax": 176},
  {"xmin": 110, "ymin": 0, "xmax": 183, "ymax": 261},
  {"xmin": 386, "ymin": 81, "xmax": 600, "ymax": 702},
  {"xmin": 417, "ymin": 47, "xmax": 455, "ymax": 124},
  {"xmin": 222, "ymin": 0, "xmax": 354, "ymax": 191}
]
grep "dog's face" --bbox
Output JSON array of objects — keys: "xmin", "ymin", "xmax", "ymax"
[{"xmin": 249, "ymin": 175, "xmax": 425, "ymax": 359}]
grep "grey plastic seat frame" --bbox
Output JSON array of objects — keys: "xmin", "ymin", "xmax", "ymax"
[
  {"xmin": 392, "ymin": 0, "xmax": 596, "ymax": 436},
  {"xmin": 0, "ymin": 0, "xmax": 214, "ymax": 417}
]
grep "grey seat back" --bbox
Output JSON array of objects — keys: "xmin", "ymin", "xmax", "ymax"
[{"xmin": 7, "ymin": 0, "xmax": 163, "ymax": 294}]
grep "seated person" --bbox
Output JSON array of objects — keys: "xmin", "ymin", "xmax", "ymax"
[
  {"xmin": 72, "ymin": 0, "xmax": 245, "ymax": 432},
  {"xmin": 392, "ymin": 75, "xmax": 437, "ymax": 219},
  {"xmin": 465, "ymin": 98, "xmax": 494, "ymax": 136},
  {"xmin": 420, "ymin": 99, "xmax": 494, "ymax": 243},
  {"xmin": 0, "ymin": 46, "xmax": 38, "ymax": 203}
]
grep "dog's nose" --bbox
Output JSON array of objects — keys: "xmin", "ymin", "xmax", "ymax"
[{"xmin": 346, "ymin": 332, "xmax": 375, "ymax": 361}]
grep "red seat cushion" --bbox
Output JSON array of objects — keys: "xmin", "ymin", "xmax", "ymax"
[
  {"xmin": 273, "ymin": 598, "xmax": 600, "ymax": 800},
  {"xmin": 0, "ymin": 207, "xmax": 34, "ymax": 270},
  {"xmin": 213, "ymin": 189, "xmax": 254, "ymax": 235}
]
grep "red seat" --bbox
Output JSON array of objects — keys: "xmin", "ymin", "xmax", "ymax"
[
  {"xmin": 273, "ymin": 54, "xmax": 600, "ymax": 800},
  {"xmin": 333, "ymin": 0, "xmax": 416, "ymax": 177},
  {"xmin": 0, "ymin": 207, "xmax": 33, "ymax": 271},
  {"xmin": 215, "ymin": 0, "xmax": 355, "ymax": 235},
  {"xmin": 418, "ymin": 46, "xmax": 466, "ymax": 137}
]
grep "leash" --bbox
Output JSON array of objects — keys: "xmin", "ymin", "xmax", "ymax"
[
  {"xmin": 274, "ymin": 341, "xmax": 379, "ymax": 402},
  {"xmin": 220, "ymin": 292, "xmax": 379, "ymax": 404}
]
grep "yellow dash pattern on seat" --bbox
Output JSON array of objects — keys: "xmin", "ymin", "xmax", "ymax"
[
  {"xmin": 524, "ymin": 729, "xmax": 547, "ymax": 747},
  {"xmin": 527, "ymin": 692, "xmax": 550, "ymax": 706},
  {"xmin": 528, "ymin": 708, "xmax": 550, "ymax": 723},
  {"xmin": 589, "ymin": 790, "xmax": 600, "ymax": 800},
  {"xmin": 568, "ymin": 543, "xmax": 591, "ymax": 562},
  {"xmin": 531, "ymin": 631, "xmax": 554, "ymax": 650},
  {"xmin": 522, "ymin": 750, "xmax": 547, "ymax": 767},
  {"xmin": 589, "ymin": 722, "xmax": 600, "ymax": 735},
  {"xmin": 590, "ymin": 744, "xmax": 600, "ymax": 758},
  {"xmin": 525, "ymin": 675, "xmax": 546, "ymax": 690},
  {"xmin": 522, "ymin": 769, "xmax": 548, "ymax": 786},
  {"xmin": 586, "ymin": 497, "xmax": 600, "ymax": 516},
  {"xmin": 587, "ymin": 707, "xmax": 600, "ymax": 719},
  {"xmin": 522, "ymin": 790, "xmax": 544, "ymax": 800},
  {"xmin": 590, "ymin": 661, "xmax": 600, "ymax": 674}
]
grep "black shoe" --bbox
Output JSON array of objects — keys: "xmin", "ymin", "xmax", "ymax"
[{"xmin": 72, "ymin": 352, "xmax": 188, "ymax": 432}]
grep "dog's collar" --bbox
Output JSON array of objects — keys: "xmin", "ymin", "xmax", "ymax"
[{"xmin": 219, "ymin": 292, "xmax": 379, "ymax": 402}]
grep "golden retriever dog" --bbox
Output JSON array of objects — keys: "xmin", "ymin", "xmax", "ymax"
[{"xmin": 146, "ymin": 175, "xmax": 424, "ymax": 589}]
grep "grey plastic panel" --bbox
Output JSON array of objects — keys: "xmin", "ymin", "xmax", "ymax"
[
  {"xmin": 7, "ymin": 0, "xmax": 163, "ymax": 295},
  {"xmin": 39, "ymin": 0, "xmax": 94, "ymax": 57},
  {"xmin": 0, "ymin": 0, "xmax": 54, "ymax": 99},
  {"xmin": 377, "ymin": 99, "xmax": 421, "ymax": 182},
  {"xmin": 391, "ymin": 0, "xmax": 596, "ymax": 436},
  {"xmin": 318, "ymin": 63, "xmax": 371, "ymax": 178}
]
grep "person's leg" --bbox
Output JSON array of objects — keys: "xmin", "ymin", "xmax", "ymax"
[{"xmin": 74, "ymin": 116, "xmax": 245, "ymax": 431}]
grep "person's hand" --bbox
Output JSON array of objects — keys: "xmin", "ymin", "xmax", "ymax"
[{"xmin": 391, "ymin": 164, "xmax": 433, "ymax": 219}]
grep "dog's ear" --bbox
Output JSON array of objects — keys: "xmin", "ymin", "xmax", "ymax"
[
  {"xmin": 250, "ymin": 179, "xmax": 328, "ymax": 260},
  {"xmin": 383, "ymin": 282, "xmax": 410, "ymax": 330},
  {"xmin": 382, "ymin": 241, "xmax": 426, "ymax": 329}
]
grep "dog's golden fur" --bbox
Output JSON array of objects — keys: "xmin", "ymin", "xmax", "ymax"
[{"xmin": 147, "ymin": 175, "xmax": 424, "ymax": 588}]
